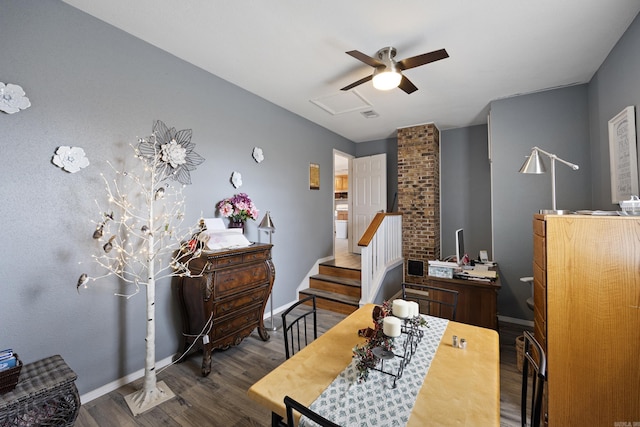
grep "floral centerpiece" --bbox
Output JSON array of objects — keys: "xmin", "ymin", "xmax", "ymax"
[
  {"xmin": 217, "ymin": 193, "xmax": 259, "ymax": 226},
  {"xmin": 353, "ymin": 301, "xmax": 395, "ymax": 382},
  {"xmin": 353, "ymin": 300, "xmax": 428, "ymax": 382}
]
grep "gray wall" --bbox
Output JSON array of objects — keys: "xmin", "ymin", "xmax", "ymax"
[
  {"xmin": 489, "ymin": 11, "xmax": 640, "ymax": 321},
  {"xmin": 0, "ymin": 0, "xmax": 354, "ymax": 396},
  {"xmin": 440, "ymin": 125, "xmax": 492, "ymax": 260},
  {"xmin": 589, "ymin": 11, "xmax": 640, "ymax": 209},
  {"xmin": 490, "ymin": 85, "xmax": 592, "ymax": 320}
]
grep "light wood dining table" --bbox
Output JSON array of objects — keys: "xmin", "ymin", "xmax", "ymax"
[{"xmin": 247, "ymin": 303, "xmax": 500, "ymax": 426}]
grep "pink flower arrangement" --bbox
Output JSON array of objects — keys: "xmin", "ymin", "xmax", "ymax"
[{"xmin": 217, "ymin": 193, "xmax": 259, "ymax": 222}]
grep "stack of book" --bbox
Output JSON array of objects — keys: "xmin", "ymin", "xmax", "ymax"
[{"xmin": 0, "ymin": 349, "xmax": 18, "ymax": 372}]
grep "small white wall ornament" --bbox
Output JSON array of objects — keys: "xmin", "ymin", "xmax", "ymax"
[
  {"xmin": 0, "ymin": 82, "xmax": 31, "ymax": 114},
  {"xmin": 52, "ymin": 146, "xmax": 90, "ymax": 173},
  {"xmin": 231, "ymin": 171, "xmax": 243, "ymax": 188},
  {"xmin": 252, "ymin": 147, "xmax": 264, "ymax": 163}
]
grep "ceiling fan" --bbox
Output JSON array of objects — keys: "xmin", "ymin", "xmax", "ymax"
[{"xmin": 341, "ymin": 47, "xmax": 449, "ymax": 94}]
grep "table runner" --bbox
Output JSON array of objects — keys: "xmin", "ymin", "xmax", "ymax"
[{"xmin": 301, "ymin": 315, "xmax": 449, "ymax": 427}]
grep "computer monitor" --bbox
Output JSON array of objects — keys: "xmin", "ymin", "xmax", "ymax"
[{"xmin": 455, "ymin": 228, "xmax": 465, "ymax": 266}]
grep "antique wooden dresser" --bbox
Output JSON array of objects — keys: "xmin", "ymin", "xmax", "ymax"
[{"xmin": 175, "ymin": 243, "xmax": 274, "ymax": 376}]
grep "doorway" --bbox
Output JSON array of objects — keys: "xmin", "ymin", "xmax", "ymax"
[{"xmin": 333, "ymin": 151, "xmax": 352, "ymax": 257}]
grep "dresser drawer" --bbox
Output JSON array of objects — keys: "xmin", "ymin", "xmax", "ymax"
[
  {"xmin": 533, "ymin": 262, "xmax": 546, "ymax": 314},
  {"xmin": 213, "ymin": 285, "xmax": 268, "ymax": 318},
  {"xmin": 213, "ymin": 262, "xmax": 269, "ymax": 299},
  {"xmin": 243, "ymin": 249, "xmax": 269, "ymax": 263},
  {"xmin": 211, "ymin": 308, "xmax": 261, "ymax": 340},
  {"xmin": 203, "ymin": 247, "xmax": 271, "ymax": 270},
  {"xmin": 533, "ymin": 234, "xmax": 546, "ymax": 268},
  {"xmin": 534, "ymin": 308, "xmax": 546, "ymax": 352},
  {"xmin": 532, "ymin": 217, "xmax": 546, "ymax": 238},
  {"xmin": 206, "ymin": 253, "xmax": 244, "ymax": 269}
]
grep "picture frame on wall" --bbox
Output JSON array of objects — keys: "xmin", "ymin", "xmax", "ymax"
[
  {"xmin": 309, "ymin": 162, "xmax": 320, "ymax": 190},
  {"xmin": 608, "ymin": 106, "xmax": 638, "ymax": 203}
]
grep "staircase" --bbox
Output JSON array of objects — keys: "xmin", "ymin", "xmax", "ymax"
[{"xmin": 299, "ymin": 258, "xmax": 361, "ymax": 315}]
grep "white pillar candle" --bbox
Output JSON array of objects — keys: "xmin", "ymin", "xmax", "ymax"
[
  {"xmin": 383, "ymin": 316, "xmax": 402, "ymax": 337},
  {"xmin": 392, "ymin": 299, "xmax": 409, "ymax": 318},
  {"xmin": 408, "ymin": 301, "xmax": 420, "ymax": 317}
]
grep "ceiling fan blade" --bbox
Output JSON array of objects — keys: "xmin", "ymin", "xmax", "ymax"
[
  {"xmin": 346, "ymin": 50, "xmax": 385, "ymax": 68},
  {"xmin": 397, "ymin": 48, "xmax": 449, "ymax": 71},
  {"xmin": 341, "ymin": 75, "xmax": 373, "ymax": 91},
  {"xmin": 398, "ymin": 75, "xmax": 418, "ymax": 94}
]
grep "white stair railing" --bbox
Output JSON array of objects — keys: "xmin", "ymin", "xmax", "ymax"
[{"xmin": 358, "ymin": 213, "xmax": 403, "ymax": 305}]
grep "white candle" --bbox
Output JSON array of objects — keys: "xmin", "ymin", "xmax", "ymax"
[
  {"xmin": 383, "ymin": 316, "xmax": 401, "ymax": 337},
  {"xmin": 408, "ymin": 301, "xmax": 420, "ymax": 317},
  {"xmin": 392, "ymin": 299, "xmax": 409, "ymax": 318}
]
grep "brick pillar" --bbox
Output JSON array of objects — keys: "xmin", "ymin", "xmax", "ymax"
[{"xmin": 397, "ymin": 123, "xmax": 440, "ymax": 285}]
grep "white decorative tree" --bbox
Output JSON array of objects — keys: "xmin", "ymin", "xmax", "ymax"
[{"xmin": 78, "ymin": 120, "xmax": 205, "ymax": 415}]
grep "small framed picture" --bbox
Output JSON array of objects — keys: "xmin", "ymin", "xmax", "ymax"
[
  {"xmin": 309, "ymin": 163, "xmax": 320, "ymax": 190},
  {"xmin": 608, "ymin": 106, "xmax": 638, "ymax": 203}
]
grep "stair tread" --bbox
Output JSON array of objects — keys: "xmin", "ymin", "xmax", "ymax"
[
  {"xmin": 319, "ymin": 260, "xmax": 361, "ymax": 272},
  {"xmin": 310, "ymin": 274, "xmax": 361, "ymax": 288},
  {"xmin": 300, "ymin": 288, "xmax": 360, "ymax": 305}
]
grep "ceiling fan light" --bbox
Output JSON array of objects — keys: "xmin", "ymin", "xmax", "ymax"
[{"xmin": 372, "ymin": 71, "xmax": 402, "ymax": 91}]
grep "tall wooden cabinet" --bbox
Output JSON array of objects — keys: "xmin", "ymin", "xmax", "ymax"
[{"xmin": 533, "ymin": 214, "xmax": 640, "ymax": 426}]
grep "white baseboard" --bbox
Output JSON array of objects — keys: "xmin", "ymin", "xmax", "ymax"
[
  {"xmin": 497, "ymin": 315, "xmax": 534, "ymax": 327},
  {"xmin": 79, "ymin": 355, "xmax": 174, "ymax": 405}
]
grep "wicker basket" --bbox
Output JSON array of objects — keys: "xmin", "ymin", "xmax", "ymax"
[
  {"xmin": 515, "ymin": 336, "xmax": 533, "ymax": 376},
  {"xmin": 0, "ymin": 354, "xmax": 22, "ymax": 394}
]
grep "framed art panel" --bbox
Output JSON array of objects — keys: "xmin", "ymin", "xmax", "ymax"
[
  {"xmin": 609, "ymin": 106, "xmax": 638, "ymax": 203},
  {"xmin": 309, "ymin": 163, "xmax": 320, "ymax": 190}
]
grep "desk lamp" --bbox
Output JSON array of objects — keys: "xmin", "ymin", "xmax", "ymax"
[
  {"xmin": 258, "ymin": 211, "xmax": 277, "ymax": 330},
  {"xmin": 519, "ymin": 146, "xmax": 579, "ymax": 214}
]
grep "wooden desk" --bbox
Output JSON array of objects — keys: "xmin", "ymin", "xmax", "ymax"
[
  {"xmin": 247, "ymin": 304, "xmax": 500, "ymax": 426},
  {"xmin": 423, "ymin": 273, "xmax": 501, "ymax": 330}
]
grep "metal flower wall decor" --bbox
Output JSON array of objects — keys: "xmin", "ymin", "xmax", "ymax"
[
  {"xmin": 0, "ymin": 82, "xmax": 31, "ymax": 114},
  {"xmin": 52, "ymin": 146, "xmax": 90, "ymax": 173},
  {"xmin": 137, "ymin": 120, "xmax": 205, "ymax": 185}
]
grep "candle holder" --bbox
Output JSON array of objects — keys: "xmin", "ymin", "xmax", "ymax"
[
  {"xmin": 370, "ymin": 345, "xmax": 407, "ymax": 388},
  {"xmin": 352, "ymin": 300, "xmax": 429, "ymax": 385},
  {"xmin": 370, "ymin": 326, "xmax": 419, "ymax": 388},
  {"xmin": 399, "ymin": 316, "xmax": 426, "ymax": 363}
]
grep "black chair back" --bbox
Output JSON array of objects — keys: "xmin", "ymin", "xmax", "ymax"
[
  {"xmin": 281, "ymin": 295, "xmax": 317, "ymax": 359},
  {"xmin": 401, "ymin": 283, "xmax": 459, "ymax": 320},
  {"xmin": 284, "ymin": 396, "xmax": 341, "ymax": 427},
  {"xmin": 521, "ymin": 330, "xmax": 547, "ymax": 427}
]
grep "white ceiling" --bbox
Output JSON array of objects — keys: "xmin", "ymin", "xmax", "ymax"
[{"xmin": 62, "ymin": 0, "xmax": 640, "ymax": 143}]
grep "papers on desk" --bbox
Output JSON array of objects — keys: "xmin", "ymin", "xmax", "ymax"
[{"xmin": 455, "ymin": 268, "xmax": 497, "ymax": 281}]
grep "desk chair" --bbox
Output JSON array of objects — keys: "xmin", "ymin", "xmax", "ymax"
[
  {"xmin": 280, "ymin": 396, "xmax": 341, "ymax": 427},
  {"xmin": 521, "ymin": 330, "xmax": 547, "ymax": 427},
  {"xmin": 520, "ymin": 276, "xmax": 534, "ymax": 311},
  {"xmin": 281, "ymin": 295, "xmax": 317, "ymax": 359},
  {"xmin": 401, "ymin": 283, "xmax": 459, "ymax": 321}
]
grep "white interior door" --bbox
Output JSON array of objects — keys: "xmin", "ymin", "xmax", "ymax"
[{"xmin": 351, "ymin": 153, "xmax": 387, "ymax": 254}]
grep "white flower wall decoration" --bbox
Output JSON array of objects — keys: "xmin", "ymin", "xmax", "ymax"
[
  {"xmin": 231, "ymin": 171, "xmax": 243, "ymax": 188},
  {"xmin": 0, "ymin": 82, "xmax": 31, "ymax": 114},
  {"xmin": 52, "ymin": 146, "xmax": 90, "ymax": 173},
  {"xmin": 252, "ymin": 147, "xmax": 264, "ymax": 163}
]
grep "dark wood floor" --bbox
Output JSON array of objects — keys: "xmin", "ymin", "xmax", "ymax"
[{"xmin": 75, "ymin": 306, "xmax": 531, "ymax": 427}]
